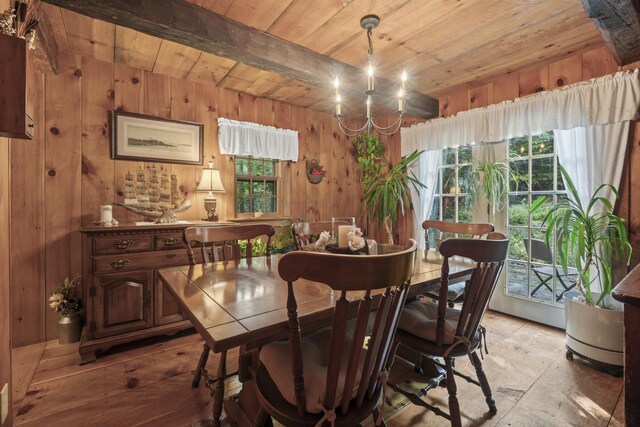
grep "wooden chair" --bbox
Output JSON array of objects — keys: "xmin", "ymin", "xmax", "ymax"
[
  {"xmin": 422, "ymin": 220, "xmax": 495, "ymax": 305},
  {"xmin": 291, "ymin": 221, "xmax": 338, "ymax": 250},
  {"xmin": 184, "ymin": 223, "xmax": 275, "ymax": 264},
  {"xmin": 255, "ymin": 239, "xmax": 418, "ymax": 426},
  {"xmin": 183, "ymin": 224, "xmax": 275, "ymax": 391},
  {"xmin": 390, "ymin": 233, "xmax": 509, "ymax": 427}
]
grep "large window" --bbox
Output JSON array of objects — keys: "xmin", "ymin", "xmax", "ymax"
[
  {"xmin": 428, "ymin": 146, "xmax": 473, "ymax": 247},
  {"xmin": 235, "ymin": 157, "xmax": 278, "ymax": 216},
  {"xmin": 505, "ymin": 131, "xmax": 573, "ymax": 304}
]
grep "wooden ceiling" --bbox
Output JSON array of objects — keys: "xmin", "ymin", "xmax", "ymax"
[{"xmin": 39, "ymin": 0, "xmax": 607, "ymax": 116}]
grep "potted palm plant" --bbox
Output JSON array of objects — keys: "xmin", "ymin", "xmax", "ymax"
[
  {"xmin": 531, "ymin": 164, "xmax": 631, "ymax": 370},
  {"xmin": 363, "ymin": 149, "xmax": 425, "ymax": 244}
]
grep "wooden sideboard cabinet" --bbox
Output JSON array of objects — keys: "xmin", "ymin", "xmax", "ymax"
[{"xmin": 79, "ymin": 223, "xmax": 212, "ymax": 363}]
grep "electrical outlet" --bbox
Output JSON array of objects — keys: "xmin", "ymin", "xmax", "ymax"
[{"xmin": 0, "ymin": 383, "xmax": 7, "ymax": 425}]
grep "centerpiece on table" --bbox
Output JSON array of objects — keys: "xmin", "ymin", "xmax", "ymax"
[{"xmin": 49, "ymin": 275, "xmax": 83, "ymax": 344}]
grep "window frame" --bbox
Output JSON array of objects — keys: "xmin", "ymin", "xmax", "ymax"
[{"xmin": 233, "ymin": 156, "xmax": 281, "ymax": 218}]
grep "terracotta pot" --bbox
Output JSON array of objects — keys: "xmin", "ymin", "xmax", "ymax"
[{"xmin": 58, "ymin": 313, "xmax": 83, "ymax": 344}]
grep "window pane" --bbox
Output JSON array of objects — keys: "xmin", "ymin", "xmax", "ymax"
[
  {"xmin": 236, "ymin": 158, "xmax": 249, "ymax": 175},
  {"xmin": 458, "ymin": 146, "xmax": 472, "ymax": 164},
  {"xmin": 531, "ymin": 157, "xmax": 554, "ymax": 191},
  {"xmin": 442, "ymin": 167, "xmax": 456, "ymax": 193},
  {"xmin": 250, "ymin": 159, "xmax": 264, "ymax": 176},
  {"xmin": 532, "ymin": 131, "xmax": 554, "ymax": 155},
  {"xmin": 237, "ymin": 179, "xmax": 250, "ymax": 195},
  {"xmin": 508, "ymin": 194, "xmax": 528, "ymax": 226},
  {"xmin": 266, "ymin": 196, "xmax": 277, "ymax": 213},
  {"xmin": 510, "ymin": 160, "xmax": 529, "ymax": 192},
  {"xmin": 443, "ymin": 149, "xmax": 456, "ymax": 166},
  {"xmin": 509, "ymin": 136, "xmax": 529, "ymax": 157},
  {"xmin": 531, "ymin": 194, "xmax": 552, "ymax": 228},
  {"xmin": 264, "ymin": 161, "xmax": 275, "ymax": 176},
  {"xmin": 458, "ymin": 195, "xmax": 472, "ymax": 222},
  {"xmin": 237, "ymin": 196, "xmax": 250, "ymax": 213},
  {"xmin": 442, "ymin": 196, "xmax": 455, "ymax": 221},
  {"xmin": 458, "ymin": 165, "xmax": 472, "ymax": 194},
  {"xmin": 252, "ymin": 181, "xmax": 265, "ymax": 194},
  {"xmin": 508, "ymin": 228, "xmax": 528, "ymax": 261},
  {"xmin": 265, "ymin": 181, "xmax": 275, "ymax": 195},
  {"xmin": 252, "ymin": 197, "xmax": 265, "ymax": 212}
]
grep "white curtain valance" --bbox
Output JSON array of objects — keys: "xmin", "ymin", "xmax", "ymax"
[
  {"xmin": 218, "ymin": 117, "xmax": 298, "ymax": 161},
  {"xmin": 401, "ymin": 69, "xmax": 640, "ymax": 155}
]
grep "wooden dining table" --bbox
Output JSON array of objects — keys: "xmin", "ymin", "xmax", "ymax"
[{"xmin": 157, "ymin": 249, "xmax": 474, "ymax": 426}]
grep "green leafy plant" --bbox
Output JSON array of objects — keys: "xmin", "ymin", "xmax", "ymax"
[
  {"xmin": 49, "ymin": 275, "xmax": 82, "ymax": 316},
  {"xmin": 530, "ymin": 164, "xmax": 631, "ymax": 307},
  {"xmin": 352, "ymin": 133, "xmax": 385, "ymax": 188},
  {"xmin": 272, "ymin": 220, "xmax": 295, "ymax": 253},
  {"xmin": 363, "ymin": 150, "xmax": 426, "ymax": 244},
  {"xmin": 239, "ymin": 238, "xmax": 268, "ymax": 258}
]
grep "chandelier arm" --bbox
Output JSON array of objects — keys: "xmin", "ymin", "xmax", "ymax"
[
  {"xmin": 371, "ymin": 114, "xmax": 404, "ymax": 131},
  {"xmin": 371, "ymin": 116, "xmax": 404, "ymax": 136},
  {"xmin": 336, "ymin": 116, "xmax": 371, "ymax": 135}
]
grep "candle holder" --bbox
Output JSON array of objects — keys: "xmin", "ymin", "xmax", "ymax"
[{"xmin": 332, "ymin": 217, "xmax": 355, "ymax": 248}]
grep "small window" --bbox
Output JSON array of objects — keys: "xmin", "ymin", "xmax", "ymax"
[{"xmin": 235, "ymin": 157, "xmax": 278, "ymax": 215}]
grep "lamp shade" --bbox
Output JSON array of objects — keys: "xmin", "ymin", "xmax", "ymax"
[{"xmin": 197, "ymin": 162, "xmax": 225, "ymax": 192}]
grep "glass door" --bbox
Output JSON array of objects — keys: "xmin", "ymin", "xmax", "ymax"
[{"xmin": 489, "ymin": 131, "xmax": 573, "ymax": 328}]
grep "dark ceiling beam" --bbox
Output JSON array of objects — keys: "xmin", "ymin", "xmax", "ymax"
[
  {"xmin": 581, "ymin": 0, "xmax": 640, "ymax": 65},
  {"xmin": 41, "ymin": 0, "xmax": 438, "ymax": 118}
]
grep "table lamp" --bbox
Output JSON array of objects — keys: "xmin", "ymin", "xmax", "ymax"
[{"xmin": 197, "ymin": 160, "xmax": 225, "ymax": 221}]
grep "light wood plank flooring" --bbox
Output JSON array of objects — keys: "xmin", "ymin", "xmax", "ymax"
[{"xmin": 12, "ymin": 311, "xmax": 624, "ymax": 426}]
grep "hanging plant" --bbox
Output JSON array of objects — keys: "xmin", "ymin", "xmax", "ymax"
[
  {"xmin": 306, "ymin": 159, "xmax": 326, "ymax": 184},
  {"xmin": 351, "ymin": 133, "xmax": 385, "ymax": 188}
]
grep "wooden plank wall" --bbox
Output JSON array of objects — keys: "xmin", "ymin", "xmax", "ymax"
[
  {"xmin": 1, "ymin": 0, "xmax": 12, "ymax": 418},
  {"xmin": 9, "ymin": 56, "xmax": 364, "ymax": 347},
  {"xmin": 395, "ymin": 45, "xmax": 640, "ymax": 279}
]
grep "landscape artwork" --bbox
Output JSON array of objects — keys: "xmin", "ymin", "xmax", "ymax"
[{"xmin": 111, "ymin": 111, "xmax": 204, "ymax": 165}]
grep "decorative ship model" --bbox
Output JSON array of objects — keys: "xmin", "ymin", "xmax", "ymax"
[{"xmin": 116, "ymin": 165, "xmax": 191, "ymax": 223}]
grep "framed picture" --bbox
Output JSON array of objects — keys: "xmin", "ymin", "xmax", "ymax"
[{"xmin": 111, "ymin": 111, "xmax": 204, "ymax": 165}]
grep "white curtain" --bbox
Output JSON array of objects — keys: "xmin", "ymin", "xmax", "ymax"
[
  {"xmin": 409, "ymin": 150, "xmax": 441, "ymax": 250},
  {"xmin": 401, "ymin": 69, "xmax": 640, "ymax": 155},
  {"xmin": 218, "ymin": 117, "xmax": 298, "ymax": 161},
  {"xmin": 555, "ymin": 121, "xmax": 630, "ymax": 210}
]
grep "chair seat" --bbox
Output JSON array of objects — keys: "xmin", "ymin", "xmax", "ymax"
[
  {"xmin": 259, "ymin": 328, "xmax": 367, "ymax": 414},
  {"xmin": 532, "ymin": 265, "xmax": 579, "ymax": 277},
  {"xmin": 397, "ymin": 300, "xmax": 483, "ymax": 358},
  {"xmin": 425, "ymin": 281, "xmax": 466, "ymax": 302}
]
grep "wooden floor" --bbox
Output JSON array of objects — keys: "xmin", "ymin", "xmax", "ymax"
[{"xmin": 12, "ymin": 311, "xmax": 624, "ymax": 427}]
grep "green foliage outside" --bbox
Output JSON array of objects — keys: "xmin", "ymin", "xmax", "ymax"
[
  {"xmin": 272, "ymin": 220, "xmax": 295, "ymax": 253},
  {"xmin": 238, "ymin": 238, "xmax": 268, "ymax": 258}
]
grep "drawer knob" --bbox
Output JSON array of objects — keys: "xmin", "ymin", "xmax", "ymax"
[
  {"xmin": 163, "ymin": 237, "xmax": 180, "ymax": 247},
  {"xmin": 110, "ymin": 258, "xmax": 131, "ymax": 269},
  {"xmin": 166, "ymin": 253, "xmax": 177, "ymax": 259},
  {"xmin": 114, "ymin": 239, "xmax": 135, "ymax": 250}
]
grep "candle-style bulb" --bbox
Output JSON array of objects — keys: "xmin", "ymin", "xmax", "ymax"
[
  {"xmin": 401, "ymin": 69, "xmax": 408, "ymax": 82},
  {"xmin": 333, "ymin": 77, "xmax": 340, "ymax": 89},
  {"xmin": 367, "ymin": 64, "xmax": 374, "ymax": 77}
]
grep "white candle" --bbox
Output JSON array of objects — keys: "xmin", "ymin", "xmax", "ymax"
[
  {"xmin": 338, "ymin": 225, "xmax": 353, "ymax": 248},
  {"xmin": 100, "ymin": 205, "xmax": 112, "ymax": 223}
]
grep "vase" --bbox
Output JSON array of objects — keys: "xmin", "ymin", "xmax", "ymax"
[{"xmin": 58, "ymin": 313, "xmax": 83, "ymax": 344}]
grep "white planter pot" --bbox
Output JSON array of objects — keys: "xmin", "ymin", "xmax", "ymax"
[{"xmin": 564, "ymin": 294, "xmax": 624, "ymax": 367}]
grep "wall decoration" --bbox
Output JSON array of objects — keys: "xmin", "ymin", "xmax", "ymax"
[
  {"xmin": 306, "ymin": 159, "xmax": 326, "ymax": 184},
  {"xmin": 111, "ymin": 111, "xmax": 204, "ymax": 165}
]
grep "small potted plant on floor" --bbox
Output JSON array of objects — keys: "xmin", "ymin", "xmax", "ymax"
[
  {"xmin": 49, "ymin": 275, "xmax": 83, "ymax": 344},
  {"xmin": 531, "ymin": 164, "xmax": 631, "ymax": 371}
]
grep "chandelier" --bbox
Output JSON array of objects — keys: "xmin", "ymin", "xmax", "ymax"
[{"xmin": 333, "ymin": 15, "xmax": 407, "ymax": 136}]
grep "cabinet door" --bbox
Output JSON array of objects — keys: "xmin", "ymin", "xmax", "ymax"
[
  {"xmin": 91, "ymin": 270, "xmax": 153, "ymax": 339},
  {"xmin": 154, "ymin": 271, "xmax": 188, "ymax": 326}
]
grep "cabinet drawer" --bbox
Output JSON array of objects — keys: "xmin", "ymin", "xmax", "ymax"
[
  {"xmin": 93, "ymin": 249, "xmax": 191, "ymax": 274},
  {"xmin": 155, "ymin": 233, "xmax": 186, "ymax": 250},
  {"xmin": 93, "ymin": 235, "xmax": 153, "ymax": 255}
]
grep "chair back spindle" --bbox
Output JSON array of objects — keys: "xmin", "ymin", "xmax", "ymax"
[{"xmin": 183, "ymin": 224, "xmax": 275, "ymax": 264}]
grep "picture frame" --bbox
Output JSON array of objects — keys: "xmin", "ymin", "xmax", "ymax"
[{"xmin": 111, "ymin": 111, "xmax": 204, "ymax": 165}]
